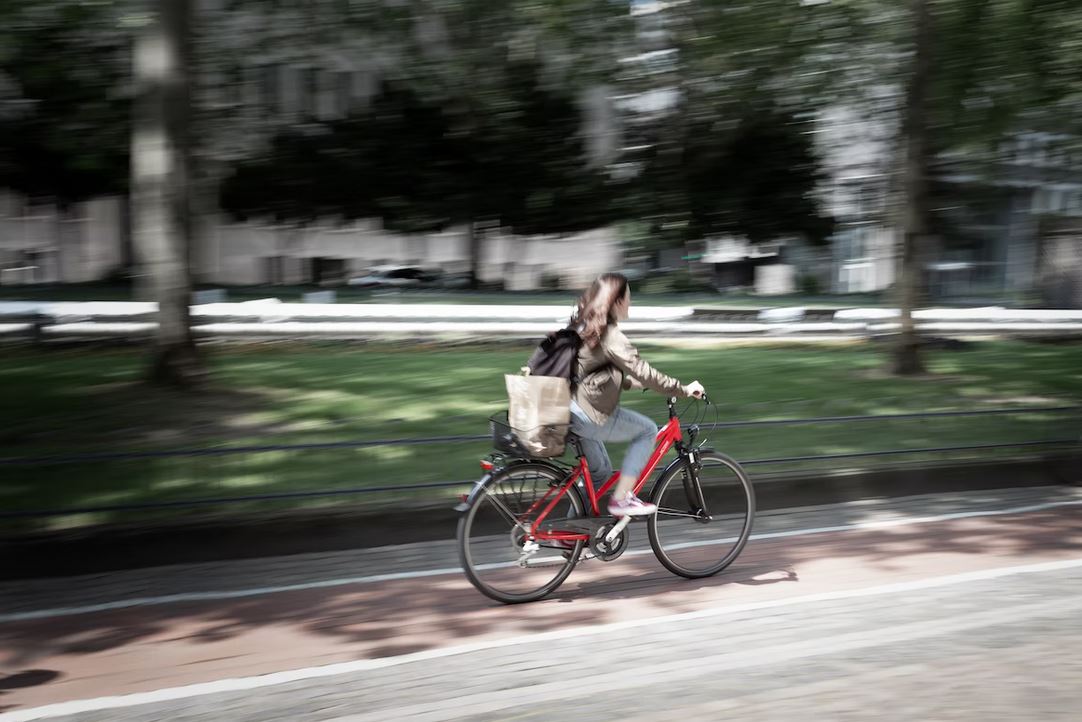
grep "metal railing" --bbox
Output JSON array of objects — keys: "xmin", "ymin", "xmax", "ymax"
[{"xmin": 1, "ymin": 405, "xmax": 1078, "ymax": 520}]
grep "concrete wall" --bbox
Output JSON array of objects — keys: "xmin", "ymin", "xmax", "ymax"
[
  {"xmin": 833, "ymin": 226, "xmax": 896, "ymax": 294},
  {"xmin": 1038, "ymin": 222, "xmax": 1082, "ymax": 308},
  {"xmin": 755, "ymin": 264, "xmax": 796, "ymax": 295},
  {"xmin": 0, "ymin": 194, "xmax": 124, "ymax": 284}
]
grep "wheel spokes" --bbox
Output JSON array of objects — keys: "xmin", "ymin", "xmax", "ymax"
[
  {"xmin": 460, "ymin": 466, "xmax": 583, "ymax": 603},
  {"xmin": 648, "ymin": 454, "xmax": 754, "ymax": 578}
]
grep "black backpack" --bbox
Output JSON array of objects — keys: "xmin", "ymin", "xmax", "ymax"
[{"xmin": 525, "ymin": 327, "xmax": 582, "ymax": 387}]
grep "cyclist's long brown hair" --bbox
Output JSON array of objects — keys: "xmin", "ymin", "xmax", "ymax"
[{"xmin": 571, "ymin": 273, "xmax": 629, "ymax": 348}]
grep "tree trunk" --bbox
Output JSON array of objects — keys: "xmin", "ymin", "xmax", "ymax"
[
  {"xmin": 131, "ymin": 0, "xmax": 204, "ymax": 386},
  {"xmin": 892, "ymin": 0, "xmax": 933, "ymax": 376}
]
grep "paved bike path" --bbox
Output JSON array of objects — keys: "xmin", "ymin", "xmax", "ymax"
[
  {"xmin": 3, "ymin": 485, "xmax": 1074, "ymax": 617},
  {"xmin": 1, "ymin": 486, "xmax": 1080, "ymax": 718}
]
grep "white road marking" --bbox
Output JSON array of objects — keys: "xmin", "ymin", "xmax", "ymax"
[
  {"xmin": 3, "ymin": 556, "xmax": 1082, "ymax": 722},
  {"xmin": 1, "ymin": 497, "xmax": 1079, "ymax": 624}
]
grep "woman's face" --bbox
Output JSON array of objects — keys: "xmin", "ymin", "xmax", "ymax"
[{"xmin": 614, "ymin": 287, "xmax": 631, "ymax": 321}]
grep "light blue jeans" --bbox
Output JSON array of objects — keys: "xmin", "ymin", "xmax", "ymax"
[{"xmin": 569, "ymin": 399, "xmax": 659, "ymax": 493}]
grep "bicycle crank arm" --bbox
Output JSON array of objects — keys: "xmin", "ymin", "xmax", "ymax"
[{"xmin": 604, "ymin": 516, "xmax": 632, "ymax": 544}]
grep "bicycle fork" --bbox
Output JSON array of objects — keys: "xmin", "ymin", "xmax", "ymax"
[{"xmin": 682, "ymin": 449, "xmax": 710, "ymax": 520}]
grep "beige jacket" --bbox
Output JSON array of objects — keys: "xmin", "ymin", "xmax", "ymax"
[{"xmin": 573, "ymin": 324, "xmax": 687, "ymax": 425}]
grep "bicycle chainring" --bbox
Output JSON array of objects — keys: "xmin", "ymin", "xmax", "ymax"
[{"xmin": 590, "ymin": 522, "xmax": 629, "ymax": 562}]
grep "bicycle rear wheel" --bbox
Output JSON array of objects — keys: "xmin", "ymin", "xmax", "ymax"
[
  {"xmin": 457, "ymin": 462, "xmax": 586, "ymax": 604},
  {"xmin": 646, "ymin": 451, "xmax": 755, "ymax": 578}
]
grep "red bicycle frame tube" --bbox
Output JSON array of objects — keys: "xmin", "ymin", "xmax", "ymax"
[{"xmin": 527, "ymin": 416, "xmax": 683, "ymax": 540}]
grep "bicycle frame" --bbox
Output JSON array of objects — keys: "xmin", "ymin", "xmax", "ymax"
[{"xmin": 520, "ymin": 413, "xmax": 686, "ymax": 543}]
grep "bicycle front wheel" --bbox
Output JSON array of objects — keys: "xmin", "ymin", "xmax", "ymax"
[
  {"xmin": 457, "ymin": 462, "xmax": 586, "ymax": 604},
  {"xmin": 647, "ymin": 451, "xmax": 755, "ymax": 578}
]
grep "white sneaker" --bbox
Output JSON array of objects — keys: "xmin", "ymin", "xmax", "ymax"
[{"xmin": 607, "ymin": 492, "xmax": 658, "ymax": 517}]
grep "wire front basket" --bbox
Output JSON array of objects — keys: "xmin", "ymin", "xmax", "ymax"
[{"xmin": 489, "ymin": 411, "xmax": 570, "ymax": 458}]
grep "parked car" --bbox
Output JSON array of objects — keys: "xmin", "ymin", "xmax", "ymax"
[{"xmin": 347, "ymin": 265, "xmax": 439, "ymax": 288}]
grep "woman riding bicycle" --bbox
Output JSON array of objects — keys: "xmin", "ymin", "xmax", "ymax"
[{"xmin": 571, "ymin": 272, "xmax": 705, "ymax": 518}]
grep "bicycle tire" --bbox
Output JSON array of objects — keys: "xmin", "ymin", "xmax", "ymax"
[
  {"xmin": 457, "ymin": 462, "xmax": 586, "ymax": 604},
  {"xmin": 646, "ymin": 451, "xmax": 755, "ymax": 579}
]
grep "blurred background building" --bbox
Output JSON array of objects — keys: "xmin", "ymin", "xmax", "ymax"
[
  {"xmin": 1, "ymin": 0, "xmax": 1081, "ymax": 302},
  {"xmin": 6, "ymin": 125, "xmax": 1076, "ymax": 297},
  {"xmin": 0, "ymin": 192, "xmax": 620, "ymax": 289}
]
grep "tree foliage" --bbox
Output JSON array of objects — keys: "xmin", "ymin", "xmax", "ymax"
[
  {"xmin": 220, "ymin": 61, "xmax": 620, "ymax": 237},
  {"xmin": 638, "ymin": 105, "xmax": 833, "ymax": 245},
  {"xmin": 615, "ymin": 2, "xmax": 839, "ymax": 247},
  {"xmin": 0, "ymin": 2, "xmax": 130, "ymax": 204}
]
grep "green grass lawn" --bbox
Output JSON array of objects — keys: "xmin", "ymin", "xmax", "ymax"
[{"xmin": 2, "ymin": 339, "xmax": 1080, "ymax": 531}]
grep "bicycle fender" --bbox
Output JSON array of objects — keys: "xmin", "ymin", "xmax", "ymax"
[
  {"xmin": 454, "ymin": 472, "xmax": 494, "ymax": 513},
  {"xmin": 657, "ymin": 454, "xmax": 688, "ymax": 480}
]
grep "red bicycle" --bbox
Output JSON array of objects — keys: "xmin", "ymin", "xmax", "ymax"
[{"xmin": 456, "ymin": 396, "xmax": 756, "ymax": 603}]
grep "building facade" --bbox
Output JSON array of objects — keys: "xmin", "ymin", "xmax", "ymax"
[
  {"xmin": 820, "ymin": 116, "xmax": 1082, "ymax": 301},
  {"xmin": 0, "ymin": 191, "xmax": 620, "ymax": 290}
]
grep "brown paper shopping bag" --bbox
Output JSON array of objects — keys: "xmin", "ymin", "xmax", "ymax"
[{"xmin": 504, "ymin": 373, "xmax": 571, "ymax": 457}]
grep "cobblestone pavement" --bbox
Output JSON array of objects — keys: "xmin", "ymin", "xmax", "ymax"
[{"xmin": 1, "ymin": 485, "xmax": 1080, "ymax": 721}]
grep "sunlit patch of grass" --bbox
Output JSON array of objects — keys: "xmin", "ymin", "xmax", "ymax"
[
  {"xmin": 218, "ymin": 474, "xmax": 276, "ymax": 489},
  {"xmin": 81, "ymin": 490, "xmax": 145, "ymax": 505},
  {"xmin": 359, "ymin": 445, "xmax": 415, "ymax": 463},
  {"xmin": 44, "ymin": 513, "xmax": 112, "ymax": 531},
  {"xmin": 220, "ymin": 411, "xmax": 283, "ymax": 429},
  {"xmin": 151, "ymin": 477, "xmax": 197, "ymax": 492}
]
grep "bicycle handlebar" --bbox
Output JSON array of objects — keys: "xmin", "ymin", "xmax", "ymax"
[{"xmin": 668, "ymin": 393, "xmax": 709, "ymax": 419}]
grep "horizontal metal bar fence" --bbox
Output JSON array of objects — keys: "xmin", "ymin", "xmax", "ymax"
[
  {"xmin": 0, "ymin": 435, "xmax": 489, "ymax": 466},
  {"xmin": 0, "ymin": 480, "xmax": 471, "ymax": 519},
  {"xmin": 2, "ymin": 439, "xmax": 1076, "ymax": 520},
  {"xmin": 738, "ymin": 438, "xmax": 1077, "ymax": 466},
  {"xmin": 2, "ymin": 405, "xmax": 1078, "ymax": 467},
  {"xmin": 697, "ymin": 406, "xmax": 1082, "ymax": 429}
]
